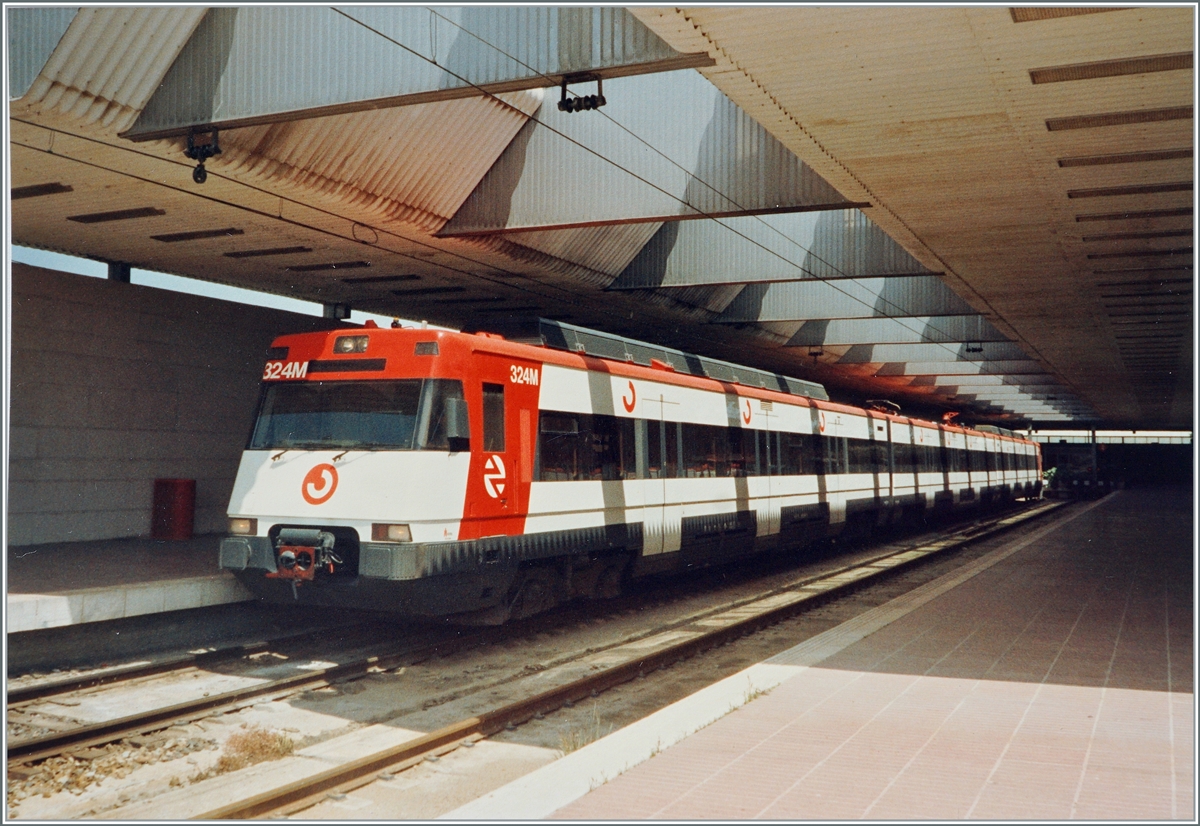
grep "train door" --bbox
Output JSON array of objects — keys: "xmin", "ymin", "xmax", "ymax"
[
  {"xmin": 459, "ymin": 355, "xmax": 541, "ymax": 541},
  {"xmin": 866, "ymin": 411, "xmax": 892, "ymax": 513},
  {"xmin": 759, "ymin": 404, "xmax": 780, "ymax": 536},
  {"xmin": 639, "ymin": 393, "xmax": 678, "ymax": 555}
]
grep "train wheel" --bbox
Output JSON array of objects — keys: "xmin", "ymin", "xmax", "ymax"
[
  {"xmin": 509, "ymin": 565, "xmax": 566, "ymax": 621},
  {"xmin": 594, "ymin": 558, "xmax": 627, "ymax": 600},
  {"xmin": 568, "ymin": 554, "xmax": 629, "ymax": 601}
]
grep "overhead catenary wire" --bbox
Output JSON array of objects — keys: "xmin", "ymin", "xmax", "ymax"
[
  {"xmin": 14, "ymin": 7, "xmax": 1080, "ymax": 416},
  {"xmin": 337, "ymin": 7, "xmax": 1078, "ymax": 413}
]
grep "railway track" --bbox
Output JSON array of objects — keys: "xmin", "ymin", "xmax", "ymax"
[
  {"xmin": 6, "ymin": 623, "xmax": 385, "ymax": 707},
  {"xmin": 4, "ymin": 623, "xmax": 507, "ymax": 766},
  {"xmin": 7, "ymin": 501, "xmax": 1065, "ymax": 819},
  {"xmin": 190, "ymin": 499, "xmax": 1066, "ymax": 820}
]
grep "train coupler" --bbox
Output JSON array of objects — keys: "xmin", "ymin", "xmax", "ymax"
[{"xmin": 266, "ymin": 528, "xmax": 340, "ymax": 582}]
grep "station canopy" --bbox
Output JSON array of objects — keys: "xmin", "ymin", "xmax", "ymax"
[{"xmin": 8, "ymin": 6, "xmax": 1193, "ymax": 428}]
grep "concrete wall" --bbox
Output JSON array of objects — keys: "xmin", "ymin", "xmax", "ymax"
[{"xmin": 8, "ymin": 263, "xmax": 342, "ymax": 546}]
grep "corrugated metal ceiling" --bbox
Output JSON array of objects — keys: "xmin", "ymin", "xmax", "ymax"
[{"xmin": 9, "ymin": 6, "xmax": 1193, "ymax": 426}]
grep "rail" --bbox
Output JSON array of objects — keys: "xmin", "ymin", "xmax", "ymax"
[{"xmin": 195, "ymin": 500, "xmax": 1067, "ymax": 819}]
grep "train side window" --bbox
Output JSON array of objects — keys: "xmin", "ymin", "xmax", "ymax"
[
  {"xmin": 531, "ymin": 413, "xmax": 634, "ymax": 482},
  {"xmin": 579, "ymin": 414, "xmax": 635, "ymax": 481},
  {"xmin": 779, "ymin": 432, "xmax": 809, "ymax": 475},
  {"xmin": 823, "ymin": 436, "xmax": 848, "ymax": 475},
  {"xmin": 617, "ymin": 417, "xmax": 636, "ymax": 480},
  {"xmin": 848, "ymin": 438, "xmax": 875, "ymax": 474},
  {"xmin": 758, "ymin": 430, "xmax": 780, "ymax": 476},
  {"xmin": 742, "ymin": 428, "xmax": 760, "ymax": 476},
  {"xmin": 724, "ymin": 426, "xmax": 753, "ymax": 477},
  {"xmin": 682, "ymin": 423, "xmax": 716, "ymax": 477},
  {"xmin": 956, "ymin": 448, "xmax": 969, "ymax": 472},
  {"xmin": 664, "ymin": 420, "xmax": 680, "ymax": 478},
  {"xmin": 483, "ymin": 383, "xmax": 505, "ymax": 452},
  {"xmin": 647, "ymin": 419, "xmax": 662, "ymax": 478},
  {"xmin": 921, "ymin": 444, "xmax": 939, "ymax": 472},
  {"xmin": 969, "ymin": 447, "xmax": 986, "ymax": 473},
  {"xmin": 538, "ymin": 412, "xmax": 581, "ymax": 481}
]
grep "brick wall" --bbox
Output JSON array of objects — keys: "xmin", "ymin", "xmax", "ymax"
[{"xmin": 8, "ymin": 263, "xmax": 342, "ymax": 545}]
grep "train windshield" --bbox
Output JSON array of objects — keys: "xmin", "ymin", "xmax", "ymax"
[{"xmin": 248, "ymin": 379, "xmax": 466, "ymax": 451}]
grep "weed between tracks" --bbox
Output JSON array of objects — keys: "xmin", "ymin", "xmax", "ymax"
[
  {"xmin": 558, "ymin": 703, "xmax": 613, "ymax": 755},
  {"xmin": 188, "ymin": 726, "xmax": 294, "ymax": 782}
]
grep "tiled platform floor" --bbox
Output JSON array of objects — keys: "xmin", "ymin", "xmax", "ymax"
[
  {"xmin": 6, "ymin": 535, "xmax": 249, "ymax": 631},
  {"xmin": 553, "ymin": 488, "xmax": 1194, "ymax": 820}
]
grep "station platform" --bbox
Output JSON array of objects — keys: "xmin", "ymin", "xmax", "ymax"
[
  {"xmin": 6, "ymin": 535, "xmax": 250, "ymax": 633},
  {"xmin": 449, "ymin": 487, "xmax": 1194, "ymax": 821}
]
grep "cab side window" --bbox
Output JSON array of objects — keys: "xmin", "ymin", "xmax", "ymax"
[{"xmin": 483, "ymin": 383, "xmax": 505, "ymax": 452}]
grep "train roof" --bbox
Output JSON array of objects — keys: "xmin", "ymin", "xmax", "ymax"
[
  {"xmin": 271, "ymin": 322, "xmax": 1035, "ymax": 445},
  {"xmin": 470, "ymin": 318, "xmax": 829, "ymax": 402}
]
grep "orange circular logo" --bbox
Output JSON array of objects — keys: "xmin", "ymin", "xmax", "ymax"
[
  {"xmin": 622, "ymin": 380, "xmax": 637, "ymax": 413},
  {"xmin": 302, "ymin": 463, "xmax": 338, "ymax": 505}
]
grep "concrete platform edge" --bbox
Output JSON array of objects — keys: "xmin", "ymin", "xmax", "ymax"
[
  {"xmin": 6, "ymin": 574, "xmax": 253, "ymax": 633},
  {"xmin": 442, "ymin": 497, "xmax": 1107, "ymax": 820}
]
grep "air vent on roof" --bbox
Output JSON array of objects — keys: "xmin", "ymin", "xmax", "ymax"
[
  {"xmin": 1046, "ymin": 107, "xmax": 1193, "ymax": 131},
  {"xmin": 12, "ymin": 182, "xmax": 73, "ymax": 200},
  {"xmin": 1058, "ymin": 148, "xmax": 1193, "ymax": 167},
  {"xmin": 225, "ymin": 246, "xmax": 312, "ymax": 258},
  {"xmin": 471, "ymin": 318, "xmax": 829, "ymax": 401},
  {"xmin": 1010, "ymin": 8, "xmax": 1127, "ymax": 23},
  {"xmin": 152, "ymin": 228, "xmax": 245, "ymax": 243},
  {"xmin": 1030, "ymin": 52, "xmax": 1192, "ymax": 84},
  {"xmin": 1068, "ymin": 182, "xmax": 1192, "ymax": 199},
  {"xmin": 67, "ymin": 207, "xmax": 165, "ymax": 224},
  {"xmin": 285, "ymin": 261, "xmax": 370, "ymax": 272},
  {"xmin": 1076, "ymin": 207, "xmax": 1192, "ymax": 222}
]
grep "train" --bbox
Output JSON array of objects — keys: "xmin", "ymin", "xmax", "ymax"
[{"xmin": 220, "ymin": 318, "xmax": 1042, "ymax": 623}]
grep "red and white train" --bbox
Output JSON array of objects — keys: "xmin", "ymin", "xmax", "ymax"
[{"xmin": 220, "ymin": 319, "xmax": 1042, "ymax": 622}]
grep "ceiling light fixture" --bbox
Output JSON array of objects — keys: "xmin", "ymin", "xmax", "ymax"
[
  {"xmin": 12, "ymin": 182, "xmax": 73, "ymax": 200},
  {"xmin": 152, "ymin": 228, "xmax": 244, "ymax": 243},
  {"xmin": 225, "ymin": 246, "xmax": 312, "ymax": 258},
  {"xmin": 1046, "ymin": 106, "xmax": 1192, "ymax": 132},
  {"xmin": 67, "ymin": 207, "xmax": 165, "ymax": 224},
  {"xmin": 185, "ymin": 129, "xmax": 221, "ymax": 184},
  {"xmin": 286, "ymin": 261, "xmax": 371, "ymax": 272}
]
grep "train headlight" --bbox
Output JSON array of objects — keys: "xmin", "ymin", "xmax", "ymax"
[
  {"xmin": 372, "ymin": 523, "xmax": 412, "ymax": 542},
  {"xmin": 229, "ymin": 517, "xmax": 258, "ymax": 535},
  {"xmin": 333, "ymin": 335, "xmax": 369, "ymax": 354}
]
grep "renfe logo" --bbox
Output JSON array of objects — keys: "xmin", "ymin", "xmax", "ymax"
[
  {"xmin": 302, "ymin": 463, "xmax": 338, "ymax": 505},
  {"xmin": 483, "ymin": 455, "xmax": 507, "ymax": 498},
  {"xmin": 622, "ymin": 380, "xmax": 636, "ymax": 413},
  {"xmin": 742, "ymin": 399, "xmax": 752, "ymax": 424}
]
